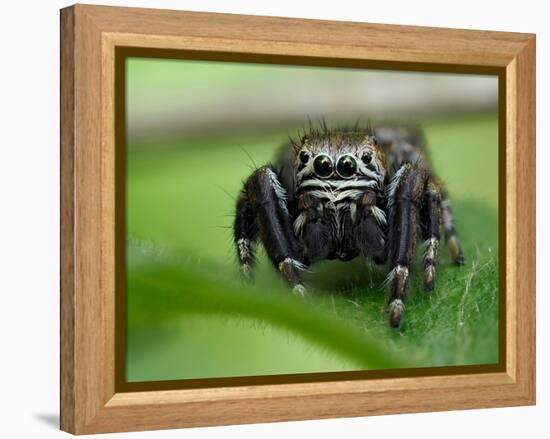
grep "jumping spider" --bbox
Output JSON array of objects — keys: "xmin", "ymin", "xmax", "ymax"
[{"xmin": 233, "ymin": 122, "xmax": 465, "ymax": 328}]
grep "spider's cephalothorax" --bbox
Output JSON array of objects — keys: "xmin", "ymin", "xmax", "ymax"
[{"xmin": 233, "ymin": 122, "xmax": 465, "ymax": 328}]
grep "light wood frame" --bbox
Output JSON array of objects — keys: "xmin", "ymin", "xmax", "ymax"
[{"xmin": 60, "ymin": 4, "xmax": 536, "ymax": 434}]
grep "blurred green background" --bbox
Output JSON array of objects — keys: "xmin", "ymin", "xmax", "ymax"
[{"xmin": 125, "ymin": 58, "xmax": 499, "ymax": 382}]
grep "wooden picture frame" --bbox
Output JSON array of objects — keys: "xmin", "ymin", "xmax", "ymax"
[{"xmin": 60, "ymin": 4, "xmax": 536, "ymax": 434}]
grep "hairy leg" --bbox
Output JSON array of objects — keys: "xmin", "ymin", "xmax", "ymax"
[
  {"xmin": 386, "ymin": 163, "xmax": 427, "ymax": 328},
  {"xmin": 441, "ymin": 189, "xmax": 465, "ymax": 265},
  {"xmin": 420, "ymin": 177, "xmax": 442, "ymax": 292},
  {"xmin": 233, "ymin": 191, "xmax": 258, "ymax": 280},
  {"xmin": 234, "ymin": 166, "xmax": 306, "ymax": 294}
]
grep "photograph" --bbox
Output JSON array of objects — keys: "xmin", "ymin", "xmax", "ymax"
[
  {"xmin": 56, "ymin": 3, "xmax": 537, "ymax": 435},
  {"xmin": 124, "ymin": 57, "xmax": 500, "ymax": 383}
]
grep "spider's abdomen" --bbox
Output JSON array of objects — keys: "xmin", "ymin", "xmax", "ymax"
[{"xmin": 374, "ymin": 125, "xmax": 428, "ymax": 174}]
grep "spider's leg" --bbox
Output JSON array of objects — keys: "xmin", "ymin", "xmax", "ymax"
[
  {"xmin": 234, "ymin": 190, "xmax": 258, "ymax": 280},
  {"xmin": 237, "ymin": 166, "xmax": 306, "ymax": 294},
  {"xmin": 386, "ymin": 163, "xmax": 427, "ymax": 328},
  {"xmin": 441, "ymin": 189, "xmax": 466, "ymax": 265},
  {"xmin": 420, "ymin": 177, "xmax": 442, "ymax": 292}
]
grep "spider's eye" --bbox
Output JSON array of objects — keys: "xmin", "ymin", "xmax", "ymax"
[
  {"xmin": 336, "ymin": 155, "xmax": 358, "ymax": 179},
  {"xmin": 313, "ymin": 154, "xmax": 334, "ymax": 178},
  {"xmin": 361, "ymin": 152, "xmax": 372, "ymax": 164},
  {"xmin": 299, "ymin": 150, "xmax": 310, "ymax": 164}
]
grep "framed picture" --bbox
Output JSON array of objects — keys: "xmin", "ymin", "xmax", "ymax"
[{"xmin": 60, "ymin": 4, "xmax": 536, "ymax": 434}]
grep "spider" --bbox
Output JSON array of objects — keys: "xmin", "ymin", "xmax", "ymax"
[{"xmin": 233, "ymin": 122, "xmax": 465, "ymax": 328}]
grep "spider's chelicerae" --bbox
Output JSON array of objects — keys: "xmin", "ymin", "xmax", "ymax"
[{"xmin": 233, "ymin": 122, "xmax": 465, "ymax": 328}]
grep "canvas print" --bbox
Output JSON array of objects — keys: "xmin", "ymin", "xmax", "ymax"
[{"xmin": 125, "ymin": 58, "xmax": 499, "ymax": 382}]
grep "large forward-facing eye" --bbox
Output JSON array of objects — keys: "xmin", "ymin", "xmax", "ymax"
[
  {"xmin": 313, "ymin": 154, "xmax": 334, "ymax": 178},
  {"xmin": 336, "ymin": 155, "xmax": 358, "ymax": 179}
]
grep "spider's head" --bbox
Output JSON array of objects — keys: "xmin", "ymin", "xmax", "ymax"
[{"xmin": 293, "ymin": 127, "xmax": 387, "ymax": 186}]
